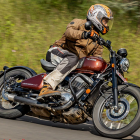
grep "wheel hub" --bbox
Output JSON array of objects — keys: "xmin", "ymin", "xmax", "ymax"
[{"xmin": 106, "ymin": 98, "xmax": 130, "ymax": 121}]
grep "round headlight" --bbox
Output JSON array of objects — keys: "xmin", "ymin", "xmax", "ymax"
[{"xmin": 120, "ymin": 58, "xmax": 130, "ymax": 72}]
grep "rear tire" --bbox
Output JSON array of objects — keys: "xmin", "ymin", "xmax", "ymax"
[
  {"xmin": 93, "ymin": 85, "xmax": 140, "ymax": 139},
  {"xmin": 0, "ymin": 69, "xmax": 33, "ymax": 119}
]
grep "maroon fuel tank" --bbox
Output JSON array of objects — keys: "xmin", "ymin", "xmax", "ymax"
[{"xmin": 76, "ymin": 56, "xmax": 107, "ymax": 73}]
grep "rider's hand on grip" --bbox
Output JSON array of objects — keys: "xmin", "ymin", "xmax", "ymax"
[
  {"xmin": 90, "ymin": 30, "xmax": 99, "ymax": 41},
  {"xmin": 82, "ymin": 31, "xmax": 91, "ymax": 39},
  {"xmin": 90, "ymin": 30, "xmax": 99, "ymax": 38},
  {"xmin": 82, "ymin": 30, "xmax": 99, "ymax": 40}
]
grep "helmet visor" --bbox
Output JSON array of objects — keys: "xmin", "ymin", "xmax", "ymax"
[{"xmin": 102, "ymin": 18, "xmax": 114, "ymax": 31}]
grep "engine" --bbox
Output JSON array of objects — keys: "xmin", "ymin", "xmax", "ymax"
[
  {"xmin": 58, "ymin": 76, "xmax": 88, "ymax": 94},
  {"xmin": 30, "ymin": 75, "xmax": 89, "ymax": 124},
  {"xmin": 71, "ymin": 77, "xmax": 89, "ymax": 92},
  {"xmin": 57, "ymin": 76, "xmax": 89, "ymax": 124}
]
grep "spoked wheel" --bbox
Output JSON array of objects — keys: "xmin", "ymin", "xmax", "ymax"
[
  {"xmin": 0, "ymin": 89, "xmax": 20, "ymax": 110},
  {"xmin": 93, "ymin": 85, "xmax": 140, "ymax": 139},
  {"xmin": 0, "ymin": 69, "xmax": 33, "ymax": 119},
  {"xmin": 0, "ymin": 76, "xmax": 24, "ymax": 109}
]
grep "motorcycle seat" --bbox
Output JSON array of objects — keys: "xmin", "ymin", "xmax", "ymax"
[
  {"xmin": 40, "ymin": 57, "xmax": 85, "ymax": 72},
  {"xmin": 40, "ymin": 59, "xmax": 56, "ymax": 71}
]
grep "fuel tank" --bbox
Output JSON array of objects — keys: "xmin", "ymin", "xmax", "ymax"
[{"xmin": 76, "ymin": 56, "xmax": 107, "ymax": 73}]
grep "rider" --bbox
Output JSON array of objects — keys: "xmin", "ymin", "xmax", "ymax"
[{"xmin": 37, "ymin": 4, "xmax": 113, "ymax": 101}]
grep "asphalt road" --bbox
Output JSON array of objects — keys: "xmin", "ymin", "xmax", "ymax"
[{"xmin": 0, "ymin": 115, "xmax": 140, "ymax": 140}]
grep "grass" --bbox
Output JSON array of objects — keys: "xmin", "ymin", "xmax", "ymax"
[{"xmin": 0, "ymin": 0, "xmax": 140, "ymax": 86}]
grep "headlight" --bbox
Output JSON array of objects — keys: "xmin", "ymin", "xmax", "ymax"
[{"xmin": 119, "ymin": 58, "xmax": 130, "ymax": 72}]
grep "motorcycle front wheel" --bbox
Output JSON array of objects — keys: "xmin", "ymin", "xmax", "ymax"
[{"xmin": 93, "ymin": 85, "xmax": 140, "ymax": 139}]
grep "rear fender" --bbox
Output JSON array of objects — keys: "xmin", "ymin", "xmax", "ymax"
[{"xmin": 0, "ymin": 66, "xmax": 37, "ymax": 79}]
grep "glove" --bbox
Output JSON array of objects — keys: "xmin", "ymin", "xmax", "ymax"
[
  {"xmin": 90, "ymin": 30, "xmax": 99, "ymax": 38},
  {"xmin": 82, "ymin": 30, "xmax": 99, "ymax": 39},
  {"xmin": 82, "ymin": 31, "xmax": 91, "ymax": 39}
]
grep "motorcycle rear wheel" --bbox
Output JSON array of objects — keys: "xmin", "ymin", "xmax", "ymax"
[
  {"xmin": 93, "ymin": 85, "xmax": 140, "ymax": 139},
  {"xmin": 0, "ymin": 69, "xmax": 32, "ymax": 119}
]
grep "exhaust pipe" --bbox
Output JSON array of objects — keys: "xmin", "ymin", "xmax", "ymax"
[
  {"xmin": 6, "ymin": 87, "xmax": 86, "ymax": 111},
  {"xmin": 7, "ymin": 94, "xmax": 51, "ymax": 110}
]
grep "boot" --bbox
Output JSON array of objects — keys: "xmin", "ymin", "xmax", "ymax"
[{"xmin": 37, "ymin": 83, "xmax": 61, "ymax": 102}]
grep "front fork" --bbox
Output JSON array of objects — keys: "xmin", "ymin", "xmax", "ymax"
[{"xmin": 111, "ymin": 51, "xmax": 119, "ymax": 109}]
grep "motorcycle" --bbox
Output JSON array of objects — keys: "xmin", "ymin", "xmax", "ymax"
[{"xmin": 0, "ymin": 21, "xmax": 140, "ymax": 139}]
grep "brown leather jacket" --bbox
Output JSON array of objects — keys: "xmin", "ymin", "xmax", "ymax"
[{"xmin": 53, "ymin": 18, "xmax": 103, "ymax": 58}]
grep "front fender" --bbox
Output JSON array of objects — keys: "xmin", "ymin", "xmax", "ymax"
[
  {"xmin": 0, "ymin": 66, "xmax": 37, "ymax": 79},
  {"xmin": 123, "ymin": 83, "xmax": 140, "ymax": 89}
]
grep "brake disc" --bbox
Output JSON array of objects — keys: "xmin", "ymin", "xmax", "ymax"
[{"xmin": 106, "ymin": 98, "xmax": 130, "ymax": 121}]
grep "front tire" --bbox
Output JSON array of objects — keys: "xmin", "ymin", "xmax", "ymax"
[
  {"xmin": 0, "ymin": 69, "xmax": 33, "ymax": 119},
  {"xmin": 93, "ymin": 85, "xmax": 140, "ymax": 139}
]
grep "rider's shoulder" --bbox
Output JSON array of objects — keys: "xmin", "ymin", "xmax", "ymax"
[
  {"xmin": 70, "ymin": 18, "xmax": 86, "ymax": 24},
  {"xmin": 67, "ymin": 18, "xmax": 86, "ymax": 28}
]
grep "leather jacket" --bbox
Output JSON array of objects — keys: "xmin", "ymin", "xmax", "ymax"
[{"xmin": 53, "ymin": 18, "xmax": 103, "ymax": 58}]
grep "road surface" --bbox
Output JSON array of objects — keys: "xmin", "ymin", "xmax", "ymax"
[{"xmin": 0, "ymin": 115, "xmax": 140, "ymax": 140}]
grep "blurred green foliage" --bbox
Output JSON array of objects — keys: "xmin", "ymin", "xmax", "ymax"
[{"xmin": 0, "ymin": 0, "xmax": 140, "ymax": 85}]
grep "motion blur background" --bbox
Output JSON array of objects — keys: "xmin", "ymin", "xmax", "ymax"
[{"xmin": 0, "ymin": 0, "xmax": 139, "ymax": 85}]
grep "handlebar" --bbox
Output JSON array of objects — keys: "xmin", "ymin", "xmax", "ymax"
[
  {"xmin": 90, "ymin": 35, "xmax": 122, "ymax": 59},
  {"xmin": 90, "ymin": 35, "xmax": 112, "ymax": 51},
  {"xmin": 92, "ymin": 36, "xmax": 122, "ymax": 59}
]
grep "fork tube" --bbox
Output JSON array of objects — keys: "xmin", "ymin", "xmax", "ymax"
[{"xmin": 111, "ymin": 51, "xmax": 118, "ymax": 108}]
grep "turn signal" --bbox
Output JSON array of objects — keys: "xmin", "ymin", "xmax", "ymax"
[
  {"xmin": 125, "ymin": 78, "xmax": 128, "ymax": 81},
  {"xmin": 86, "ymin": 89, "xmax": 91, "ymax": 94},
  {"xmin": 112, "ymin": 63, "xmax": 115, "ymax": 68}
]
